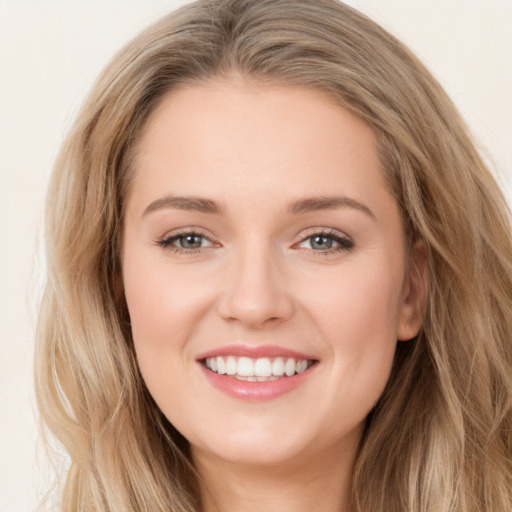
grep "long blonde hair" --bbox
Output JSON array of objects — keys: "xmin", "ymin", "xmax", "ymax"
[{"xmin": 36, "ymin": 1, "xmax": 512, "ymax": 510}]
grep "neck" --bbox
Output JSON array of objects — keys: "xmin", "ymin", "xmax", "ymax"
[{"xmin": 193, "ymin": 440, "xmax": 358, "ymax": 512}]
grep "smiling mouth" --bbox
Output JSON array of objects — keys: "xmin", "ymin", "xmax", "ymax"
[{"xmin": 203, "ymin": 356, "xmax": 316, "ymax": 381}]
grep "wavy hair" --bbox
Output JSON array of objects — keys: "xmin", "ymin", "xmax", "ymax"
[{"xmin": 36, "ymin": 1, "xmax": 512, "ymax": 510}]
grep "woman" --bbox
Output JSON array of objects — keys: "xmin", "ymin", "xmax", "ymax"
[{"xmin": 36, "ymin": 0, "xmax": 512, "ymax": 510}]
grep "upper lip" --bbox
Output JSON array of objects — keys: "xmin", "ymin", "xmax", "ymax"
[{"xmin": 196, "ymin": 344, "xmax": 317, "ymax": 361}]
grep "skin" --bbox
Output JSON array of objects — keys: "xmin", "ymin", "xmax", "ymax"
[{"xmin": 122, "ymin": 78, "xmax": 426, "ymax": 512}]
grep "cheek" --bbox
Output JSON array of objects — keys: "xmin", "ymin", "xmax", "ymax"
[
  {"xmin": 124, "ymin": 246, "xmax": 210, "ymax": 331},
  {"xmin": 334, "ymin": 278, "xmax": 399, "ymax": 346},
  {"xmin": 304, "ymin": 256, "xmax": 403, "ymax": 342},
  {"xmin": 122, "ymin": 253, "xmax": 224, "ymax": 392},
  {"xmin": 304, "ymin": 262, "xmax": 403, "ymax": 411},
  {"xmin": 122, "ymin": 265, "xmax": 206, "ymax": 424}
]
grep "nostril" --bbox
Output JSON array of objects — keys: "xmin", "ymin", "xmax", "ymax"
[{"xmin": 217, "ymin": 291, "xmax": 294, "ymax": 328}]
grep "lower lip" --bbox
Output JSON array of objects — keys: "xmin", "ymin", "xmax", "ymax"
[{"xmin": 199, "ymin": 363, "xmax": 317, "ymax": 401}]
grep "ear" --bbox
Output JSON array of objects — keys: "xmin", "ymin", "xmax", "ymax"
[{"xmin": 397, "ymin": 239, "xmax": 429, "ymax": 341}]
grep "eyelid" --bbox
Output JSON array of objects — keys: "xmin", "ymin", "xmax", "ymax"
[
  {"xmin": 156, "ymin": 227, "xmax": 219, "ymax": 252},
  {"xmin": 294, "ymin": 227, "xmax": 354, "ymax": 253},
  {"xmin": 156, "ymin": 226, "xmax": 354, "ymax": 255}
]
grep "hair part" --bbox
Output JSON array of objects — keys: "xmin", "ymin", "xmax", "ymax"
[{"xmin": 36, "ymin": 1, "xmax": 512, "ymax": 510}]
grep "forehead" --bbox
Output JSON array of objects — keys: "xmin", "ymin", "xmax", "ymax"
[{"xmin": 127, "ymin": 79, "xmax": 391, "ymax": 215}]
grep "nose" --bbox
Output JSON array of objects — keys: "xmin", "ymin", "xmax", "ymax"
[{"xmin": 217, "ymin": 243, "xmax": 294, "ymax": 329}]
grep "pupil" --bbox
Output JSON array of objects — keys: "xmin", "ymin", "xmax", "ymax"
[
  {"xmin": 181, "ymin": 235, "xmax": 202, "ymax": 248},
  {"xmin": 312, "ymin": 235, "xmax": 333, "ymax": 250}
]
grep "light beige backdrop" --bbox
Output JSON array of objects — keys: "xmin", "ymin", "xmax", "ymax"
[{"xmin": 1, "ymin": 1, "xmax": 511, "ymax": 511}]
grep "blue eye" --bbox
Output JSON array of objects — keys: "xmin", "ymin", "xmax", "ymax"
[
  {"xmin": 175, "ymin": 233, "xmax": 207, "ymax": 249},
  {"xmin": 157, "ymin": 228, "xmax": 353, "ymax": 255},
  {"xmin": 158, "ymin": 231, "xmax": 214, "ymax": 252},
  {"xmin": 298, "ymin": 231, "xmax": 354, "ymax": 253}
]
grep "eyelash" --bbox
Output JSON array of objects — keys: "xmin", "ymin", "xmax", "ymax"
[
  {"xmin": 156, "ymin": 229, "xmax": 215, "ymax": 254},
  {"xmin": 296, "ymin": 228, "xmax": 354, "ymax": 254},
  {"xmin": 156, "ymin": 228, "xmax": 354, "ymax": 255}
]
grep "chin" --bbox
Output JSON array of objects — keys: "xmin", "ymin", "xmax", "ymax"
[
  {"xmin": 185, "ymin": 417, "xmax": 305, "ymax": 464},
  {"xmin": 186, "ymin": 413, "xmax": 361, "ymax": 470},
  {"xmin": 191, "ymin": 436, "xmax": 310, "ymax": 469}
]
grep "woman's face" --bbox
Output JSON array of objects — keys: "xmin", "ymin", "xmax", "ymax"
[{"xmin": 122, "ymin": 79, "xmax": 423, "ymax": 468}]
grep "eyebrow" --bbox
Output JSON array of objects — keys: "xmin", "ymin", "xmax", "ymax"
[
  {"xmin": 143, "ymin": 194, "xmax": 376, "ymax": 220},
  {"xmin": 143, "ymin": 196, "xmax": 224, "ymax": 215},
  {"xmin": 288, "ymin": 196, "xmax": 376, "ymax": 220}
]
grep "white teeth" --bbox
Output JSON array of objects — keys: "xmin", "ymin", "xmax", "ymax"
[
  {"xmin": 216, "ymin": 356, "xmax": 225, "ymax": 375},
  {"xmin": 254, "ymin": 357, "xmax": 272, "ymax": 376},
  {"xmin": 237, "ymin": 357, "xmax": 254, "ymax": 377},
  {"xmin": 226, "ymin": 356, "xmax": 237, "ymax": 375},
  {"xmin": 204, "ymin": 356, "xmax": 312, "ymax": 379},
  {"xmin": 296, "ymin": 360, "xmax": 308, "ymax": 374},
  {"xmin": 272, "ymin": 357, "xmax": 285, "ymax": 376},
  {"xmin": 285, "ymin": 358, "xmax": 296, "ymax": 376}
]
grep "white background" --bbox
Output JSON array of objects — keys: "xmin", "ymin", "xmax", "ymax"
[{"xmin": 1, "ymin": 1, "xmax": 511, "ymax": 510}]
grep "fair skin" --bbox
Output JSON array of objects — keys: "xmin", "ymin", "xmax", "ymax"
[{"xmin": 122, "ymin": 79, "xmax": 426, "ymax": 512}]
